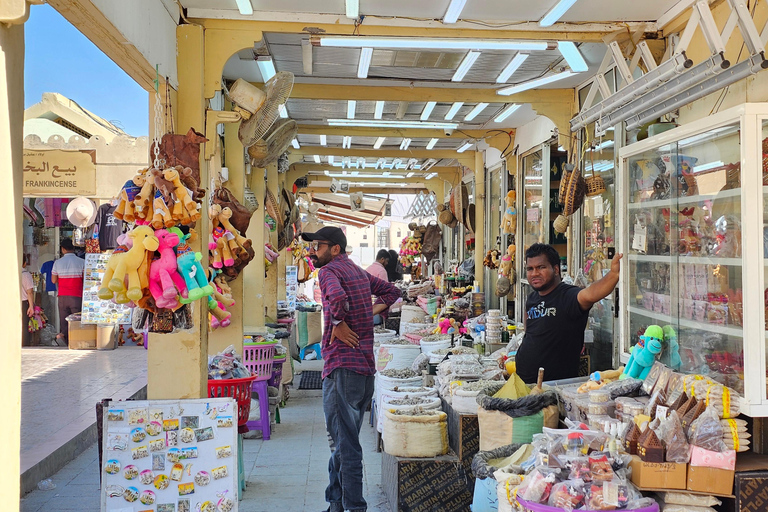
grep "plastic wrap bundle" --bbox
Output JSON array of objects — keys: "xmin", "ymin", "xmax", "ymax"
[
  {"xmin": 721, "ymin": 418, "xmax": 751, "ymax": 452},
  {"xmin": 435, "ymin": 354, "xmax": 483, "ymax": 399},
  {"xmin": 691, "ymin": 380, "xmax": 741, "ymax": 418},
  {"xmin": 208, "ymin": 345, "xmax": 252, "ymax": 379},
  {"xmin": 476, "ymin": 382, "xmax": 559, "ymax": 450},
  {"xmin": 407, "ymin": 280, "xmax": 434, "ymax": 299},
  {"xmin": 470, "ymin": 443, "xmax": 526, "ymax": 512},
  {"xmin": 382, "ymin": 409, "xmax": 448, "ymax": 458},
  {"xmin": 600, "ymin": 377, "xmax": 644, "ymax": 399},
  {"xmin": 400, "ymin": 322, "xmax": 433, "ymax": 336}
]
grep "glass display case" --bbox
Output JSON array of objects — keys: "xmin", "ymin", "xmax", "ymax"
[{"xmin": 617, "ymin": 103, "xmax": 768, "ymax": 417}]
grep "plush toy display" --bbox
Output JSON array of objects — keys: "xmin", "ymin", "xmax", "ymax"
[
  {"xmin": 662, "ymin": 324, "xmax": 682, "ymax": 370},
  {"xmin": 207, "ymin": 270, "xmax": 234, "ymax": 330},
  {"xmin": 496, "ymin": 244, "xmax": 516, "ymax": 297},
  {"xmin": 502, "ymin": 190, "xmax": 517, "ymax": 234},
  {"xmin": 149, "ymin": 229, "xmax": 188, "ymax": 309},
  {"xmin": 98, "ymin": 226, "xmax": 160, "ymax": 303},
  {"xmin": 114, "ymin": 171, "xmax": 147, "ymax": 223},
  {"xmin": 621, "ymin": 325, "xmax": 663, "ymax": 380},
  {"xmin": 133, "ymin": 171, "xmax": 156, "ymax": 220},
  {"xmin": 209, "ymin": 205, "xmax": 235, "ymax": 269},
  {"xmin": 163, "ymin": 166, "xmax": 201, "ymax": 224},
  {"xmin": 483, "ymin": 249, "xmax": 500, "ymax": 269},
  {"xmin": 175, "ymin": 232, "xmax": 214, "ymax": 303}
]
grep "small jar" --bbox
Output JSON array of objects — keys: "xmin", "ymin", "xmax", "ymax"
[{"xmin": 589, "ymin": 390, "xmax": 611, "ymax": 403}]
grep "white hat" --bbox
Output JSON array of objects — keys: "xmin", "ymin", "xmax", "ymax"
[{"xmin": 66, "ymin": 197, "xmax": 97, "ymax": 228}]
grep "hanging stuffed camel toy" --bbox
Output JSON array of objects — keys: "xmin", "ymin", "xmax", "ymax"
[
  {"xmin": 114, "ymin": 170, "xmax": 147, "ymax": 223},
  {"xmin": 133, "ymin": 171, "xmax": 156, "ymax": 221},
  {"xmin": 149, "ymin": 229, "xmax": 188, "ymax": 309},
  {"xmin": 163, "ymin": 166, "xmax": 202, "ymax": 224},
  {"xmin": 174, "ymin": 230, "xmax": 214, "ymax": 302},
  {"xmin": 209, "ymin": 205, "xmax": 235, "ymax": 268},
  {"xmin": 98, "ymin": 226, "xmax": 159, "ymax": 303},
  {"xmin": 501, "ymin": 190, "xmax": 517, "ymax": 234}
]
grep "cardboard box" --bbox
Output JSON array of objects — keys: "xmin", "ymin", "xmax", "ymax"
[
  {"xmin": 442, "ymin": 398, "xmax": 479, "ymax": 494},
  {"xmin": 687, "ymin": 465, "xmax": 735, "ymax": 496},
  {"xmin": 629, "ymin": 455, "xmax": 687, "ymax": 490},
  {"xmin": 68, "ymin": 320, "xmax": 97, "ymax": 350}
]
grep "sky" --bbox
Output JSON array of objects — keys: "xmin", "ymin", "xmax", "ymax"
[{"xmin": 24, "ymin": 4, "xmax": 149, "ymax": 137}]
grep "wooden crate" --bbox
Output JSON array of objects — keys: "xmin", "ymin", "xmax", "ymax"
[
  {"xmin": 442, "ymin": 398, "xmax": 479, "ymax": 494},
  {"xmin": 382, "ymin": 451, "xmax": 473, "ymax": 512}
]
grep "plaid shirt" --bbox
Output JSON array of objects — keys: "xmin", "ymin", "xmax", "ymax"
[{"xmin": 318, "ymin": 253, "xmax": 400, "ymax": 378}]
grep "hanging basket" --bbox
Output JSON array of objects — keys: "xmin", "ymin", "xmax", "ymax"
[
  {"xmin": 553, "ymin": 214, "xmax": 569, "ymax": 234},
  {"xmin": 584, "ymin": 156, "xmax": 606, "ymax": 197},
  {"xmin": 562, "ymin": 165, "xmax": 586, "ymax": 216}
]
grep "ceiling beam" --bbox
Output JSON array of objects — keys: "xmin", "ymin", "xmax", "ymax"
[
  {"xmin": 255, "ymin": 82, "xmax": 572, "ymax": 105},
  {"xmin": 297, "ymin": 125, "xmax": 512, "ymax": 140},
  {"xmin": 195, "ymin": 17, "xmax": 647, "ymax": 43},
  {"xmin": 290, "ymin": 163, "xmax": 460, "ymax": 175},
  {"xmin": 306, "ymin": 186, "xmax": 428, "ymax": 195},
  {"xmin": 311, "ymin": 197, "xmax": 385, "ymax": 215},
  {"xmin": 306, "ymin": 176, "xmax": 447, "ymax": 186},
  {"xmin": 315, "ymin": 210, "xmax": 376, "ymax": 227},
  {"xmin": 291, "ymin": 147, "xmax": 475, "ymax": 161}
]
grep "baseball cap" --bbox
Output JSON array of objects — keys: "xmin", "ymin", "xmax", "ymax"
[{"xmin": 301, "ymin": 226, "xmax": 347, "ymax": 251}]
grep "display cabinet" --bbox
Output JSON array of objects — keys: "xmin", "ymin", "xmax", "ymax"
[{"xmin": 617, "ymin": 103, "xmax": 768, "ymax": 417}]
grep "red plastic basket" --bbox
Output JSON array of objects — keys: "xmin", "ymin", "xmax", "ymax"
[{"xmin": 207, "ymin": 376, "xmax": 257, "ymax": 427}]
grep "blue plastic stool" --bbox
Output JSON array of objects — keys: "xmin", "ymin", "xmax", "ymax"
[{"xmin": 300, "ymin": 342, "xmax": 322, "ymax": 360}]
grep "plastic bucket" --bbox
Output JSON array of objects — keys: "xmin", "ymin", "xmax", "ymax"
[{"xmin": 375, "ymin": 343, "xmax": 422, "ymax": 372}]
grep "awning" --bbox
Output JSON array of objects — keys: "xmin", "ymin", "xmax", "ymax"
[{"xmin": 305, "ymin": 193, "xmax": 387, "ymax": 228}]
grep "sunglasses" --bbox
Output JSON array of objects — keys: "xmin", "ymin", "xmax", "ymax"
[{"xmin": 308, "ymin": 241, "xmax": 334, "ymax": 251}]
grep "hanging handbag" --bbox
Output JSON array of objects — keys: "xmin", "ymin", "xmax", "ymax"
[
  {"xmin": 212, "ymin": 186, "xmax": 253, "ymax": 234},
  {"xmin": 151, "ymin": 308, "xmax": 174, "ymax": 333},
  {"xmin": 421, "ymin": 221, "xmax": 442, "ymax": 262},
  {"xmin": 86, "ymin": 224, "xmax": 101, "ymax": 253}
]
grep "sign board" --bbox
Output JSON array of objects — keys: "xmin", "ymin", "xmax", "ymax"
[
  {"xmin": 81, "ymin": 253, "xmax": 132, "ymax": 325},
  {"xmin": 23, "ymin": 149, "xmax": 96, "ymax": 196},
  {"xmin": 286, "ymin": 265, "xmax": 298, "ymax": 310},
  {"xmin": 101, "ymin": 397, "xmax": 239, "ymax": 512}
]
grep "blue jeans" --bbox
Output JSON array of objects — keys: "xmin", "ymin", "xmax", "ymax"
[{"xmin": 323, "ymin": 368, "xmax": 375, "ymax": 512}]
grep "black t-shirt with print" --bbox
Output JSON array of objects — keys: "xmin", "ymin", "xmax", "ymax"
[
  {"xmin": 516, "ymin": 282, "xmax": 590, "ymax": 384},
  {"xmin": 96, "ymin": 203, "xmax": 124, "ymax": 251}
]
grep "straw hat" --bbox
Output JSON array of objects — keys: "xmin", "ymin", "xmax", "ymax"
[
  {"xmin": 66, "ymin": 197, "xmax": 97, "ymax": 227},
  {"xmin": 264, "ymin": 188, "xmax": 283, "ymax": 232},
  {"xmin": 449, "ymin": 182, "xmax": 468, "ymax": 223}
]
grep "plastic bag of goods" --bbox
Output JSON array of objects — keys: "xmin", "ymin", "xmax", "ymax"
[
  {"xmin": 382, "ymin": 409, "xmax": 448, "ymax": 458},
  {"xmin": 419, "ymin": 334, "xmax": 452, "ymax": 356},
  {"xmin": 375, "ymin": 338, "xmax": 422, "ymax": 372},
  {"xmin": 471, "ymin": 443, "xmax": 529, "ymax": 512}
]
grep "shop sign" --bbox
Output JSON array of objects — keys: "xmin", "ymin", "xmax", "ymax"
[{"xmin": 23, "ymin": 149, "xmax": 96, "ymax": 196}]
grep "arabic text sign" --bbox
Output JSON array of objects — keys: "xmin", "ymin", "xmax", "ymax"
[{"xmin": 23, "ymin": 149, "xmax": 96, "ymax": 196}]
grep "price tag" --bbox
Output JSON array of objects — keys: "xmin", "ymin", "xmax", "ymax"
[
  {"xmin": 603, "ymin": 481, "xmax": 619, "ymax": 507},
  {"xmin": 655, "ymin": 405, "xmax": 669, "ymax": 421},
  {"xmin": 632, "ymin": 223, "xmax": 647, "ymax": 252}
]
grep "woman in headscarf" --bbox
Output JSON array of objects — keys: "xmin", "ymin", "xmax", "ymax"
[{"xmin": 386, "ymin": 249, "xmax": 403, "ymax": 282}]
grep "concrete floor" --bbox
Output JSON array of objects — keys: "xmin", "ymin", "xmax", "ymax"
[{"xmin": 20, "ymin": 379, "xmax": 390, "ymax": 512}]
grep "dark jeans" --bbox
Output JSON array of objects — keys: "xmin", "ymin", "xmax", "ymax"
[
  {"xmin": 58, "ymin": 295, "xmax": 82, "ymax": 344},
  {"xmin": 323, "ymin": 368, "xmax": 375, "ymax": 512}
]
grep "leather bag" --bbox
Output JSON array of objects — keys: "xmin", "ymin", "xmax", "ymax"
[
  {"xmin": 421, "ymin": 221, "xmax": 442, "ymax": 262},
  {"xmin": 212, "ymin": 186, "xmax": 252, "ymax": 234}
]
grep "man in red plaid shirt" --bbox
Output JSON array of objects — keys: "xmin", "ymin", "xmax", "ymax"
[{"xmin": 302, "ymin": 227, "xmax": 400, "ymax": 512}]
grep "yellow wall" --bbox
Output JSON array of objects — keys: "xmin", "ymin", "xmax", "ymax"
[{"xmin": 1, "ymin": 18, "xmax": 25, "ymax": 510}]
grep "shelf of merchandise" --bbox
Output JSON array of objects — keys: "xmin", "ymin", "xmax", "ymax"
[
  {"xmin": 628, "ymin": 254, "xmax": 742, "ymax": 266},
  {"xmin": 627, "ymin": 188, "xmax": 742, "ymax": 210},
  {"xmin": 618, "ymin": 103, "xmax": 768, "ymax": 417},
  {"xmin": 628, "ymin": 306, "xmax": 744, "ymax": 337}
]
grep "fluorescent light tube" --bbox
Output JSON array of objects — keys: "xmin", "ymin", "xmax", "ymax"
[
  {"xmin": 497, "ymin": 71, "xmax": 576, "ymax": 95},
  {"xmin": 376, "ymin": 158, "xmax": 385, "ymax": 169},
  {"xmin": 328, "ymin": 156, "xmax": 334, "ymax": 164},
  {"xmin": 374, "ymin": 101, "xmax": 385, "ymax": 119},
  {"xmin": 426, "ymin": 138, "xmax": 439, "ymax": 149},
  {"xmin": 374, "ymin": 137, "xmax": 386, "ymax": 149},
  {"xmin": 313, "ymin": 155, "xmax": 321, "ymax": 163},
  {"xmin": 443, "ymin": 0, "xmax": 467, "ymax": 23},
  {"xmin": 357, "ymin": 47, "xmax": 373, "ymax": 78},
  {"xmin": 235, "ymin": 0, "xmax": 253, "ymax": 15},
  {"xmin": 320, "ymin": 134, "xmax": 327, "ymax": 146},
  {"xmin": 539, "ymin": 0, "xmax": 579, "ymax": 27},
  {"xmin": 400, "ymin": 138, "xmax": 411, "ymax": 150},
  {"xmin": 343, "ymin": 136, "xmax": 352, "ymax": 148},
  {"xmin": 319, "ymin": 36, "xmax": 549, "ymax": 51},
  {"xmin": 406, "ymin": 172, "xmax": 415, "ymax": 178},
  {"xmin": 328, "ymin": 119, "xmax": 459, "ymax": 130},
  {"xmin": 345, "ymin": 0, "xmax": 359, "ymax": 19},
  {"xmin": 457, "ymin": 142, "xmax": 473, "ymax": 153},
  {"xmin": 558, "ymin": 42, "xmax": 588, "ymax": 72},
  {"xmin": 351, "ymin": 170, "xmax": 359, "ymax": 175},
  {"xmin": 291, "ymin": 139, "xmax": 300, "ymax": 149},
  {"xmin": 257, "ymin": 59, "xmax": 276, "ymax": 81},
  {"xmin": 347, "ymin": 100, "xmax": 356, "ymax": 119},
  {"xmin": 497, "ymin": 54, "xmax": 528, "ymax": 83},
  {"xmin": 452, "ymin": 51, "xmax": 480, "ymax": 82},
  {"xmin": 420, "ymin": 101, "xmax": 437, "ymax": 121},
  {"xmin": 382, "ymin": 171, "xmax": 390, "ymax": 176},
  {"xmin": 494, "ymin": 103, "xmax": 521, "ymax": 122},
  {"xmin": 465, "ymin": 102, "xmax": 489, "ymax": 121},
  {"xmin": 278, "ymin": 105, "xmax": 289, "ymax": 118},
  {"xmin": 445, "ymin": 102, "xmax": 464, "ymax": 120},
  {"xmin": 425, "ymin": 172, "xmax": 438, "ymax": 179}
]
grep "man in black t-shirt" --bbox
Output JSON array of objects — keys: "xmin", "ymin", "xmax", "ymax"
[{"xmin": 516, "ymin": 243, "xmax": 622, "ymax": 383}]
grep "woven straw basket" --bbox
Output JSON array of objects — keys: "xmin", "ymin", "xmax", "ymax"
[
  {"xmin": 553, "ymin": 214, "xmax": 569, "ymax": 234},
  {"xmin": 562, "ymin": 165, "xmax": 587, "ymax": 216},
  {"xmin": 584, "ymin": 168, "xmax": 606, "ymax": 197}
]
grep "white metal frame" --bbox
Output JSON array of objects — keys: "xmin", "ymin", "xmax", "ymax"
[{"xmin": 617, "ymin": 103, "xmax": 768, "ymax": 417}]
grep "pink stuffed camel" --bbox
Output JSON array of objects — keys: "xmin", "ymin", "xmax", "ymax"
[{"xmin": 149, "ymin": 229, "xmax": 188, "ymax": 309}]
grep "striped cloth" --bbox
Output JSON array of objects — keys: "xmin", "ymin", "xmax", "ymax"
[
  {"xmin": 318, "ymin": 253, "xmax": 400, "ymax": 379},
  {"xmin": 51, "ymin": 253, "xmax": 84, "ymax": 297}
]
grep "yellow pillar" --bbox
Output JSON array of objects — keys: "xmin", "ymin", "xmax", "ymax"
[
  {"xmin": 265, "ymin": 162, "xmax": 278, "ymax": 321},
  {"xmin": 0, "ymin": 16, "xmax": 25, "ymax": 509},
  {"xmin": 147, "ymin": 24, "xmax": 209, "ymax": 399},
  {"xmin": 206, "ymin": 108, "xmax": 245, "ymax": 354},
  {"xmin": 474, "ymin": 151, "xmax": 486, "ymax": 291},
  {"xmin": 244, "ymin": 167, "xmax": 266, "ymax": 329}
]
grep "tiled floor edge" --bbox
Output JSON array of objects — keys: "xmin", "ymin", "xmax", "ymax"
[{"xmin": 19, "ymin": 385, "xmax": 148, "ymax": 496}]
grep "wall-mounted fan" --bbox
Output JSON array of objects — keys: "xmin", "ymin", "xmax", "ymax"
[
  {"xmin": 247, "ymin": 119, "xmax": 298, "ymax": 169},
  {"xmin": 228, "ymin": 72, "xmax": 294, "ymax": 148}
]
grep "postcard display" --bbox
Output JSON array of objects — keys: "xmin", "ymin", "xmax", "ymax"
[
  {"xmin": 82, "ymin": 253, "xmax": 132, "ymax": 325},
  {"xmin": 101, "ymin": 397, "xmax": 239, "ymax": 512},
  {"xmin": 616, "ymin": 103, "xmax": 768, "ymax": 417}
]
